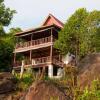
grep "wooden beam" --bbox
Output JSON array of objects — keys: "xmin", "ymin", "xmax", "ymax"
[{"xmin": 15, "ymin": 33, "xmax": 32, "ymax": 38}]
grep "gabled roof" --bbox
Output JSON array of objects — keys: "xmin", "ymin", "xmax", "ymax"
[
  {"xmin": 15, "ymin": 14, "xmax": 64, "ymax": 36},
  {"xmin": 42, "ymin": 14, "xmax": 64, "ymax": 28}
]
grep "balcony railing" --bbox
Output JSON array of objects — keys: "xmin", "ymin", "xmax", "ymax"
[
  {"xmin": 32, "ymin": 56, "xmax": 50, "ymax": 65},
  {"xmin": 15, "ymin": 36, "xmax": 54, "ymax": 49},
  {"xmin": 13, "ymin": 56, "xmax": 63, "ymax": 68}
]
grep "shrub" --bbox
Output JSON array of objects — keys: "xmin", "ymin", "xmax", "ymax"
[
  {"xmin": 77, "ymin": 79, "xmax": 100, "ymax": 100},
  {"xmin": 13, "ymin": 68, "xmax": 36, "ymax": 91}
]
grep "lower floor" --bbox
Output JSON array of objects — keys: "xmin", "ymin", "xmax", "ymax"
[
  {"xmin": 13, "ymin": 46, "xmax": 65, "ymax": 78},
  {"xmin": 14, "ymin": 64, "xmax": 64, "ymax": 78}
]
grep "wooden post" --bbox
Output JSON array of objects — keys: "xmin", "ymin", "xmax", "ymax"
[
  {"xmin": 30, "ymin": 50, "xmax": 32, "ymax": 61},
  {"xmin": 30, "ymin": 34, "xmax": 33, "ymax": 65},
  {"xmin": 30, "ymin": 50, "xmax": 32, "ymax": 65},
  {"xmin": 50, "ymin": 28, "xmax": 53, "ymax": 63},
  {"xmin": 31, "ymin": 33, "xmax": 33, "ymax": 46}
]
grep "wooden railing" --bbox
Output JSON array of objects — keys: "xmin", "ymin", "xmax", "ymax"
[
  {"xmin": 16, "ymin": 36, "xmax": 53, "ymax": 49},
  {"xmin": 32, "ymin": 56, "xmax": 50, "ymax": 65},
  {"xmin": 13, "ymin": 56, "xmax": 63, "ymax": 68}
]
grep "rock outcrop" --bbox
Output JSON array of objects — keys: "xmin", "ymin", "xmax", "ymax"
[
  {"xmin": 0, "ymin": 72, "xmax": 16, "ymax": 94},
  {"xmin": 21, "ymin": 81, "xmax": 71, "ymax": 100},
  {"xmin": 0, "ymin": 72, "xmax": 16, "ymax": 100},
  {"xmin": 78, "ymin": 53, "xmax": 100, "ymax": 89}
]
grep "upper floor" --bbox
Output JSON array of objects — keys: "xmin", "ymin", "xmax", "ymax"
[{"xmin": 14, "ymin": 14, "xmax": 64, "ymax": 53}]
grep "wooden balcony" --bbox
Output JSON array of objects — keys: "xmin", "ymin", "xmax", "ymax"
[
  {"xmin": 13, "ymin": 56, "xmax": 64, "ymax": 68},
  {"xmin": 15, "ymin": 36, "xmax": 54, "ymax": 53}
]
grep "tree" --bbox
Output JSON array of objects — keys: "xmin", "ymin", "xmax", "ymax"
[
  {"xmin": 7, "ymin": 27, "xmax": 22, "ymax": 46},
  {"xmin": 55, "ymin": 8, "xmax": 100, "ymax": 64},
  {"xmin": 0, "ymin": 0, "xmax": 15, "ymax": 36},
  {"xmin": 0, "ymin": 0, "xmax": 16, "ymax": 71},
  {"xmin": 0, "ymin": 27, "xmax": 22, "ymax": 72},
  {"xmin": 55, "ymin": 8, "xmax": 88, "ymax": 62},
  {"xmin": 81, "ymin": 10, "xmax": 100, "ymax": 53}
]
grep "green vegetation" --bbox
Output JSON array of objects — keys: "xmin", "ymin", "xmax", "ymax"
[
  {"xmin": 55, "ymin": 8, "xmax": 100, "ymax": 62},
  {"xmin": 0, "ymin": 2, "xmax": 100, "ymax": 99},
  {"xmin": 77, "ymin": 80, "xmax": 100, "ymax": 100},
  {"xmin": 0, "ymin": 0, "xmax": 22, "ymax": 72},
  {"xmin": 0, "ymin": 0, "xmax": 15, "ymax": 71},
  {"xmin": 13, "ymin": 67, "xmax": 45, "ymax": 91},
  {"xmin": 50, "ymin": 96, "xmax": 59, "ymax": 100},
  {"xmin": 13, "ymin": 68, "xmax": 35, "ymax": 91},
  {"xmin": 0, "ymin": 0, "xmax": 15, "ymax": 36}
]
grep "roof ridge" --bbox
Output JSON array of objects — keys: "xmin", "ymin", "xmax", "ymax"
[
  {"xmin": 49, "ymin": 14, "xmax": 64, "ymax": 26},
  {"xmin": 42, "ymin": 14, "xmax": 64, "ymax": 28}
]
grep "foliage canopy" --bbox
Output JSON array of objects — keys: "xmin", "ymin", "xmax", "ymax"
[
  {"xmin": 55, "ymin": 8, "xmax": 100, "ymax": 60},
  {"xmin": 0, "ymin": 0, "xmax": 21, "ymax": 71}
]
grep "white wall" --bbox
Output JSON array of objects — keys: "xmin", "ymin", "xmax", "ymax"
[{"xmin": 48, "ymin": 64, "xmax": 53, "ymax": 78}]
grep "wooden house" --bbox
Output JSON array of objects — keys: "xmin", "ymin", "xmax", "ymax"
[{"xmin": 13, "ymin": 14, "xmax": 64, "ymax": 78}]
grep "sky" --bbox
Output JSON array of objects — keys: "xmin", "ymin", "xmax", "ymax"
[{"xmin": 4, "ymin": 0, "xmax": 100, "ymax": 31}]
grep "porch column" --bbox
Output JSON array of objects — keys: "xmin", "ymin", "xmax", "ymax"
[{"xmin": 48, "ymin": 64, "xmax": 53, "ymax": 78}]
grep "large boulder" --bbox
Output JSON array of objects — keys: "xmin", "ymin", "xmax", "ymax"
[
  {"xmin": 0, "ymin": 72, "xmax": 16, "ymax": 94},
  {"xmin": 21, "ymin": 81, "xmax": 71, "ymax": 100},
  {"xmin": 78, "ymin": 53, "xmax": 100, "ymax": 89}
]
